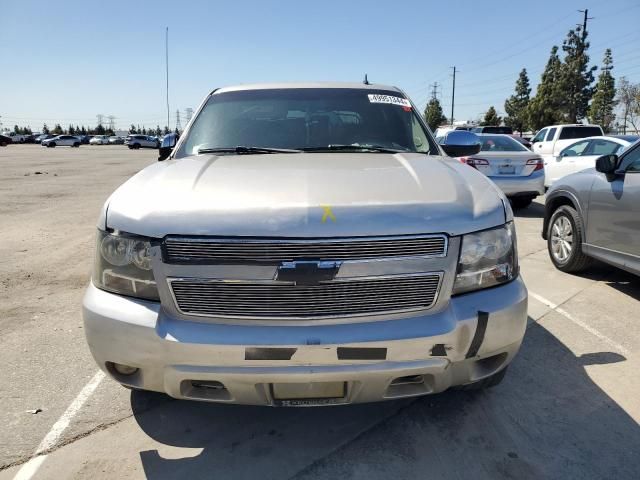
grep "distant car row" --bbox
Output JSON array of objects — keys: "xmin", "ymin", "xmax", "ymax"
[{"xmin": 0, "ymin": 133, "xmax": 160, "ymax": 149}]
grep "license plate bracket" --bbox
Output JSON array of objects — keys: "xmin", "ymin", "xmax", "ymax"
[
  {"xmin": 271, "ymin": 381, "xmax": 346, "ymax": 406},
  {"xmin": 499, "ymin": 165, "xmax": 516, "ymax": 175}
]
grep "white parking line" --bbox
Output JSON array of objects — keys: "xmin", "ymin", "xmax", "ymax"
[
  {"xmin": 13, "ymin": 370, "xmax": 105, "ymax": 480},
  {"xmin": 529, "ymin": 291, "xmax": 631, "ymax": 356}
]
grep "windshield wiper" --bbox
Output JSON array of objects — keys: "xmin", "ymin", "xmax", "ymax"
[
  {"xmin": 197, "ymin": 146, "xmax": 302, "ymax": 155},
  {"xmin": 300, "ymin": 145, "xmax": 407, "ymax": 154}
]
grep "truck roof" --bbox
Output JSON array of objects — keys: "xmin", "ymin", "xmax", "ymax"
[{"xmin": 213, "ymin": 82, "xmax": 402, "ymax": 95}]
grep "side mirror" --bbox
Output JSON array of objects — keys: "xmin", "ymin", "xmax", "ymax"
[
  {"xmin": 595, "ymin": 154, "xmax": 619, "ymax": 180},
  {"xmin": 438, "ymin": 130, "xmax": 481, "ymax": 157},
  {"xmin": 158, "ymin": 133, "xmax": 178, "ymax": 161}
]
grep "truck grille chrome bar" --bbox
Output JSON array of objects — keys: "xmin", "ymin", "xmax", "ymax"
[
  {"xmin": 169, "ymin": 273, "xmax": 443, "ymax": 319},
  {"xmin": 163, "ymin": 235, "xmax": 447, "ymax": 264}
]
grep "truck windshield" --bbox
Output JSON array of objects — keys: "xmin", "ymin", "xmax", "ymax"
[{"xmin": 177, "ymin": 88, "xmax": 435, "ymax": 157}]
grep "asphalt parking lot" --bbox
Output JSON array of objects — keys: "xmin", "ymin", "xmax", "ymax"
[{"xmin": 1, "ymin": 145, "xmax": 639, "ymax": 479}]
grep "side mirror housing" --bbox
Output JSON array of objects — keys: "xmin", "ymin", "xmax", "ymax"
[
  {"xmin": 439, "ymin": 130, "xmax": 481, "ymax": 157},
  {"xmin": 158, "ymin": 133, "xmax": 178, "ymax": 161},
  {"xmin": 595, "ymin": 154, "xmax": 618, "ymax": 178}
]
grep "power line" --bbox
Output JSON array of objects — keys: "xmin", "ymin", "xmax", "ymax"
[{"xmin": 450, "ymin": 67, "xmax": 457, "ymax": 125}]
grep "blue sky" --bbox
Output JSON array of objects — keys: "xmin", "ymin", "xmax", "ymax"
[{"xmin": 1, "ymin": 0, "xmax": 638, "ymax": 131}]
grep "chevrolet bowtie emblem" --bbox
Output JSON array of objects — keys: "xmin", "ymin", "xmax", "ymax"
[
  {"xmin": 275, "ymin": 261, "xmax": 342, "ymax": 286},
  {"xmin": 321, "ymin": 205, "xmax": 336, "ymax": 223}
]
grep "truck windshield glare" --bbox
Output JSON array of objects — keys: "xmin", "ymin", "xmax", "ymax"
[{"xmin": 177, "ymin": 88, "xmax": 435, "ymax": 157}]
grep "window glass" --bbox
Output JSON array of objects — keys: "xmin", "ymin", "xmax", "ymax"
[
  {"xmin": 179, "ymin": 88, "xmax": 435, "ymax": 157},
  {"xmin": 562, "ymin": 140, "xmax": 589, "ymax": 157},
  {"xmin": 479, "ymin": 135, "xmax": 528, "ymax": 152},
  {"xmin": 587, "ymin": 140, "xmax": 620, "ymax": 156},
  {"xmin": 559, "ymin": 126, "xmax": 602, "ymax": 140},
  {"xmin": 624, "ymin": 145, "xmax": 640, "ymax": 172},
  {"xmin": 546, "ymin": 128, "xmax": 557, "ymax": 141},
  {"xmin": 532, "ymin": 129, "xmax": 547, "ymax": 143}
]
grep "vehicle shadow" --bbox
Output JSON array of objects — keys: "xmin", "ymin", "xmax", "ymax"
[
  {"xmin": 512, "ymin": 200, "xmax": 545, "ymax": 219},
  {"xmin": 574, "ymin": 264, "xmax": 640, "ymax": 302},
  {"xmin": 131, "ymin": 320, "xmax": 640, "ymax": 480}
]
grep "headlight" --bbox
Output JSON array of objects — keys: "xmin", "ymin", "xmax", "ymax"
[
  {"xmin": 452, "ymin": 223, "xmax": 518, "ymax": 295},
  {"xmin": 92, "ymin": 230, "xmax": 160, "ymax": 301}
]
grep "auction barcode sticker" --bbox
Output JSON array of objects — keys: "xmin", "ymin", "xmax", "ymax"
[{"xmin": 368, "ymin": 94, "xmax": 412, "ymax": 108}]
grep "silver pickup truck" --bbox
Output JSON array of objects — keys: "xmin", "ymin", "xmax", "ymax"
[{"xmin": 83, "ymin": 82, "xmax": 527, "ymax": 406}]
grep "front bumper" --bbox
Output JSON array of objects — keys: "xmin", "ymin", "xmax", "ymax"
[
  {"xmin": 490, "ymin": 169, "xmax": 545, "ymax": 197},
  {"xmin": 83, "ymin": 277, "xmax": 528, "ymax": 405}
]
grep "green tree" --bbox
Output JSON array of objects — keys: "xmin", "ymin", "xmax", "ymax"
[
  {"xmin": 504, "ymin": 69, "xmax": 531, "ymax": 135},
  {"xmin": 163, "ymin": 126, "xmax": 170, "ymax": 135},
  {"xmin": 129, "ymin": 124, "xmax": 137, "ymax": 134},
  {"xmin": 142, "ymin": 127, "xmax": 147, "ymax": 135},
  {"xmin": 68, "ymin": 125, "xmax": 75, "ymax": 135},
  {"xmin": 528, "ymin": 46, "xmax": 564, "ymax": 130},
  {"xmin": 559, "ymin": 26, "xmax": 597, "ymax": 122},
  {"xmin": 14, "ymin": 125, "xmax": 20, "ymax": 134},
  {"xmin": 155, "ymin": 125, "xmax": 162, "ymax": 136},
  {"xmin": 588, "ymin": 49, "xmax": 616, "ymax": 132},
  {"xmin": 52, "ymin": 124, "xmax": 63, "ymax": 134},
  {"xmin": 105, "ymin": 128, "xmax": 115, "ymax": 136},
  {"xmin": 481, "ymin": 106, "xmax": 501, "ymax": 126},
  {"xmin": 95, "ymin": 123, "xmax": 106, "ymax": 135},
  {"xmin": 423, "ymin": 97, "xmax": 447, "ymax": 131},
  {"xmin": 80, "ymin": 126, "xmax": 87, "ymax": 135},
  {"xmin": 42, "ymin": 124, "xmax": 50, "ymax": 134}
]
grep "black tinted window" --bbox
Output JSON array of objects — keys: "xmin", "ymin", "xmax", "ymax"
[
  {"xmin": 559, "ymin": 127, "xmax": 602, "ymax": 140},
  {"xmin": 179, "ymin": 88, "xmax": 435, "ymax": 156},
  {"xmin": 546, "ymin": 128, "xmax": 556, "ymax": 141},
  {"xmin": 479, "ymin": 126, "xmax": 513, "ymax": 134}
]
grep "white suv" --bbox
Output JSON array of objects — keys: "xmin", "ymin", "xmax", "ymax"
[
  {"xmin": 530, "ymin": 124, "xmax": 603, "ymax": 165},
  {"xmin": 125, "ymin": 135, "xmax": 159, "ymax": 149}
]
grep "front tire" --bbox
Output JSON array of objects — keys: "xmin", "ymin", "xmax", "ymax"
[
  {"xmin": 133, "ymin": 143, "xmax": 141, "ymax": 149},
  {"xmin": 547, "ymin": 205, "xmax": 592, "ymax": 273},
  {"xmin": 48, "ymin": 142, "xmax": 56, "ymax": 148},
  {"xmin": 73, "ymin": 142, "xmax": 80, "ymax": 148}
]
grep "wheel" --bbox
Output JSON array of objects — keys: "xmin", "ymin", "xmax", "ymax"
[
  {"xmin": 547, "ymin": 205, "xmax": 592, "ymax": 273},
  {"xmin": 0, "ymin": 141, "xmax": 7, "ymax": 147},
  {"xmin": 73, "ymin": 142, "xmax": 80, "ymax": 148},
  {"xmin": 458, "ymin": 367, "xmax": 508, "ymax": 391},
  {"xmin": 133, "ymin": 143, "xmax": 141, "ymax": 149},
  {"xmin": 49, "ymin": 142, "xmax": 56, "ymax": 148},
  {"xmin": 510, "ymin": 196, "xmax": 533, "ymax": 209}
]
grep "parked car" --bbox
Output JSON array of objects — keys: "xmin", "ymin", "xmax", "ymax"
[
  {"xmin": 41, "ymin": 135, "xmax": 81, "ymax": 147},
  {"xmin": 1, "ymin": 132, "xmax": 28, "ymax": 143},
  {"xmin": 125, "ymin": 134, "xmax": 159, "ymax": 149},
  {"xmin": 472, "ymin": 126, "xmax": 513, "ymax": 134},
  {"xmin": 530, "ymin": 124, "xmax": 603, "ymax": 164},
  {"xmin": 90, "ymin": 135, "xmax": 110, "ymax": 145},
  {"xmin": 35, "ymin": 134, "xmax": 55, "ymax": 144},
  {"xmin": 79, "ymin": 135, "xmax": 91, "ymax": 144},
  {"xmin": 438, "ymin": 133, "xmax": 544, "ymax": 209},
  {"xmin": 545, "ymin": 135, "xmax": 639, "ymax": 187},
  {"xmin": 108, "ymin": 136, "xmax": 124, "ymax": 145},
  {"xmin": 0, "ymin": 134, "xmax": 11, "ymax": 146},
  {"xmin": 543, "ymin": 140, "xmax": 640, "ymax": 275},
  {"xmin": 83, "ymin": 82, "xmax": 528, "ymax": 406}
]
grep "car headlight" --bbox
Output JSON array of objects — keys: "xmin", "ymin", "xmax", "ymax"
[
  {"xmin": 92, "ymin": 230, "xmax": 160, "ymax": 301},
  {"xmin": 452, "ymin": 223, "xmax": 518, "ymax": 295}
]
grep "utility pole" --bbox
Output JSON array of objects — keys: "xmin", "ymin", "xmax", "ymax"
[
  {"xmin": 578, "ymin": 9, "xmax": 593, "ymax": 43},
  {"xmin": 96, "ymin": 114, "xmax": 104, "ymax": 126},
  {"xmin": 450, "ymin": 67, "xmax": 456, "ymax": 126},
  {"xmin": 165, "ymin": 27, "xmax": 170, "ymax": 131},
  {"xmin": 107, "ymin": 115, "xmax": 116, "ymax": 132},
  {"xmin": 175, "ymin": 109, "xmax": 182, "ymax": 132}
]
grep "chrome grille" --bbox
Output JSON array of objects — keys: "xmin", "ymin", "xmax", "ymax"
[
  {"xmin": 170, "ymin": 273, "xmax": 442, "ymax": 319},
  {"xmin": 163, "ymin": 235, "xmax": 447, "ymax": 263}
]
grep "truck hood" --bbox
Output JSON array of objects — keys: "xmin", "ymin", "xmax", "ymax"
[{"xmin": 104, "ymin": 153, "xmax": 506, "ymax": 238}]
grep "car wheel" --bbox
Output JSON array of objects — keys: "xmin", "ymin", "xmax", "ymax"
[
  {"xmin": 510, "ymin": 197, "xmax": 533, "ymax": 209},
  {"xmin": 0, "ymin": 141, "xmax": 7, "ymax": 147},
  {"xmin": 458, "ymin": 367, "xmax": 508, "ymax": 391},
  {"xmin": 547, "ymin": 205, "xmax": 592, "ymax": 273},
  {"xmin": 49, "ymin": 142, "xmax": 56, "ymax": 148},
  {"xmin": 133, "ymin": 143, "xmax": 141, "ymax": 149},
  {"xmin": 73, "ymin": 142, "xmax": 80, "ymax": 148}
]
